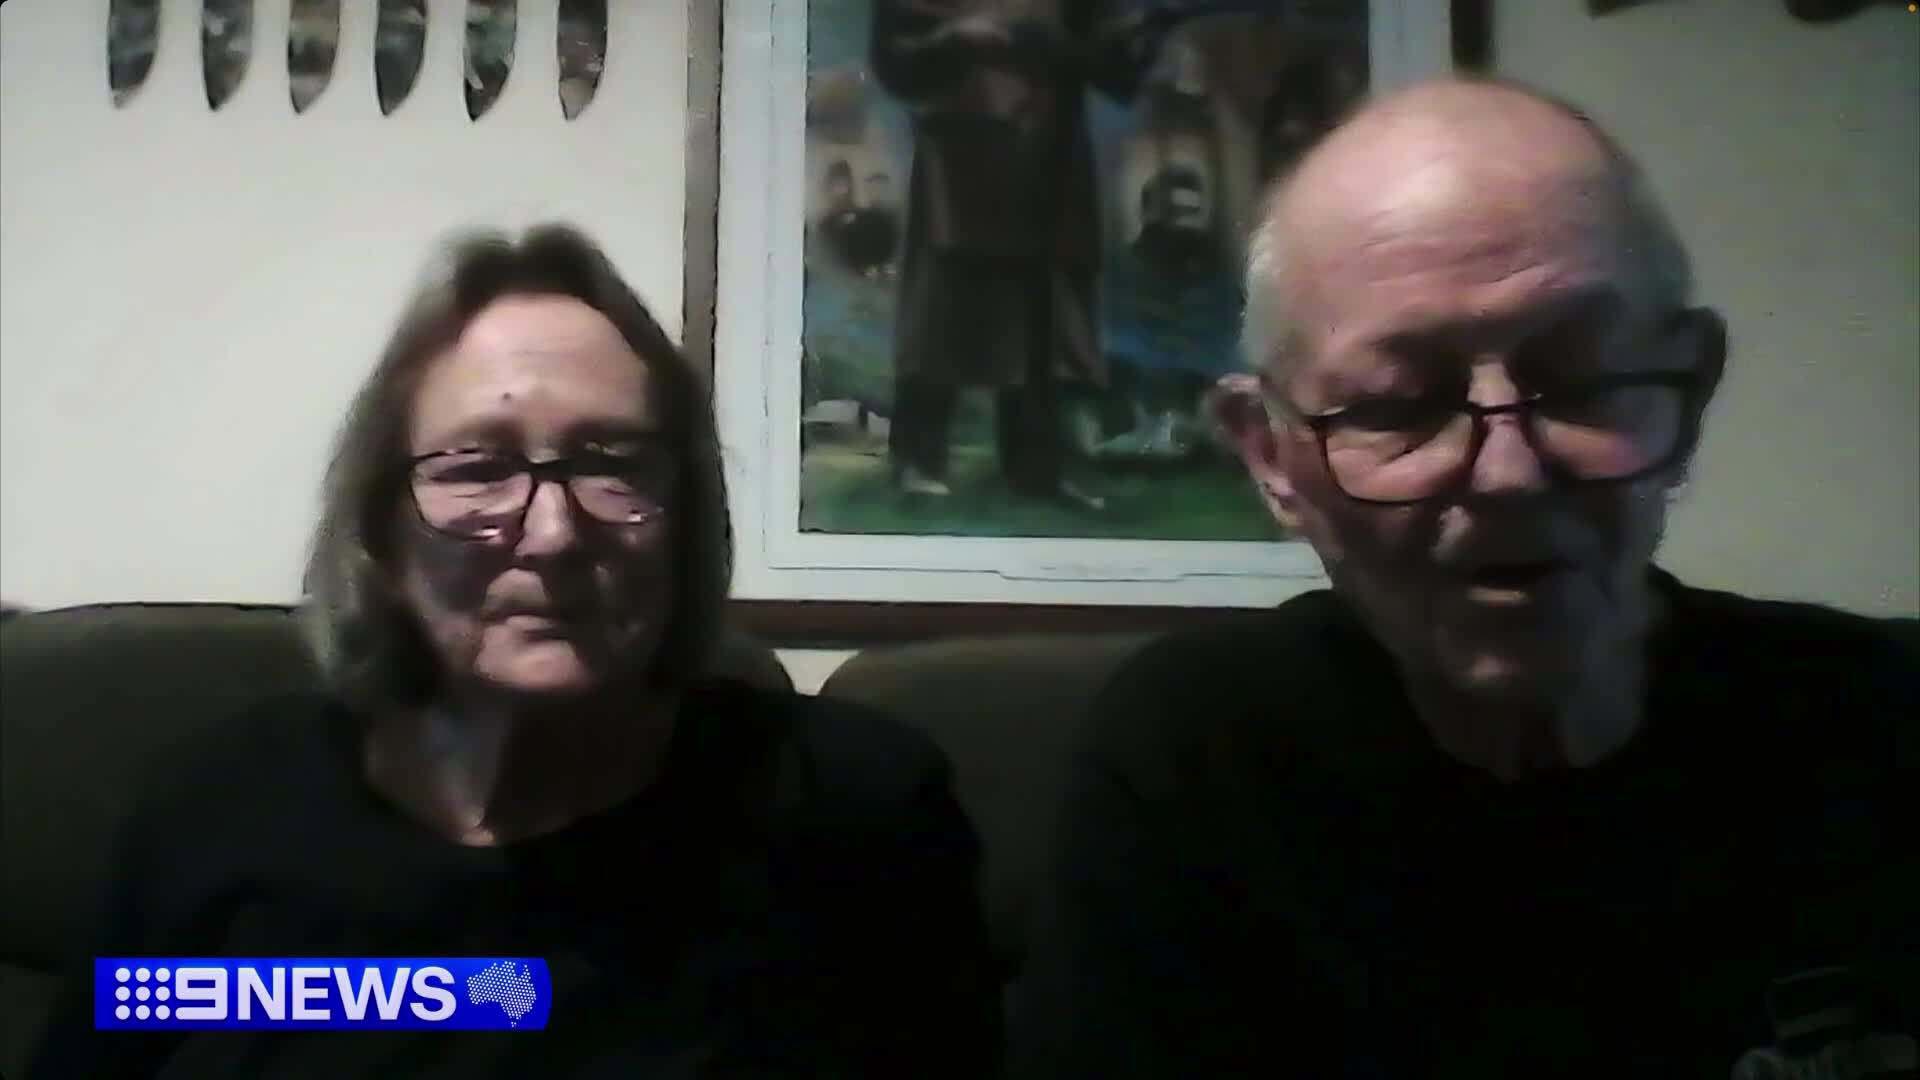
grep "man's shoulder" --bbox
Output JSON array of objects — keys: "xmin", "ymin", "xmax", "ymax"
[
  {"xmin": 1664, "ymin": 578, "xmax": 1918, "ymax": 760},
  {"xmin": 1076, "ymin": 589, "xmax": 1388, "ymax": 796},
  {"xmin": 1668, "ymin": 579, "xmax": 1917, "ymax": 695},
  {"xmin": 1103, "ymin": 598, "xmax": 1319, "ymax": 692},
  {"xmin": 1675, "ymin": 578, "xmax": 1915, "ymax": 648},
  {"xmin": 693, "ymin": 680, "xmax": 953, "ymax": 817}
]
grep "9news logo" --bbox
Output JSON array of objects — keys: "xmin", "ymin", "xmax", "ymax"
[{"xmin": 95, "ymin": 958, "xmax": 551, "ymax": 1031}]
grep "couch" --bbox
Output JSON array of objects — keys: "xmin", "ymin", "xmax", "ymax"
[{"xmin": 0, "ymin": 602, "xmax": 1160, "ymax": 1075}]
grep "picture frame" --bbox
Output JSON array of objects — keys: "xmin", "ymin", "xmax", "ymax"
[{"xmin": 686, "ymin": 1, "xmax": 1487, "ymax": 644}]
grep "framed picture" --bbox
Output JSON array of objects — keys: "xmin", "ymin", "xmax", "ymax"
[{"xmin": 688, "ymin": 1, "xmax": 1478, "ymax": 642}]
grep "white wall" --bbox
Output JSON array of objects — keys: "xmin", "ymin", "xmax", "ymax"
[
  {"xmin": 1495, "ymin": 0, "xmax": 1919, "ymax": 616},
  {"xmin": 0, "ymin": 0, "xmax": 688, "ymax": 606},
  {"xmin": 3, "ymin": 0, "xmax": 1915, "ymax": 631}
]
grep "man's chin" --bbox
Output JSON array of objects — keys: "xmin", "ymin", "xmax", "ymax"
[{"xmin": 1438, "ymin": 634, "xmax": 1587, "ymax": 702}]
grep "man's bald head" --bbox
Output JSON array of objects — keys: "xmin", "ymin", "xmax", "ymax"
[
  {"xmin": 1213, "ymin": 78, "xmax": 1728, "ymax": 764},
  {"xmin": 1241, "ymin": 77, "xmax": 1692, "ymax": 378}
]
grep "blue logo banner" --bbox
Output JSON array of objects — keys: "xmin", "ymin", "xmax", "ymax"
[{"xmin": 94, "ymin": 957, "xmax": 551, "ymax": 1031}]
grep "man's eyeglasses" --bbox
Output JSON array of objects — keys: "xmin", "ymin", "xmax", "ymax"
[
  {"xmin": 408, "ymin": 448, "xmax": 671, "ymax": 541},
  {"xmin": 1267, "ymin": 370, "xmax": 1703, "ymax": 505}
]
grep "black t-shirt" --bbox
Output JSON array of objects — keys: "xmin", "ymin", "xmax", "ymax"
[
  {"xmin": 30, "ymin": 680, "xmax": 1001, "ymax": 1079},
  {"xmin": 1013, "ymin": 572, "xmax": 1918, "ymax": 1078}
]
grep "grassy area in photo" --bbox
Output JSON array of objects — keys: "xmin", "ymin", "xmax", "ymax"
[{"xmin": 799, "ymin": 438, "xmax": 1284, "ymax": 541}]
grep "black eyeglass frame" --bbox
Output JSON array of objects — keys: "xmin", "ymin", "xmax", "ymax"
[
  {"xmin": 1263, "ymin": 368, "xmax": 1708, "ymax": 506},
  {"xmin": 404, "ymin": 448, "xmax": 671, "ymax": 540}
]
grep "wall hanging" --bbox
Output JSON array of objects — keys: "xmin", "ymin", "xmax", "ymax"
[
  {"xmin": 201, "ymin": 0, "xmax": 253, "ymax": 110},
  {"xmin": 463, "ymin": 0, "xmax": 518, "ymax": 120},
  {"xmin": 556, "ymin": 0, "xmax": 607, "ymax": 120},
  {"xmin": 288, "ymin": 0, "xmax": 341, "ymax": 113},
  {"xmin": 374, "ymin": 0, "xmax": 428, "ymax": 115},
  {"xmin": 105, "ymin": 1, "xmax": 613, "ymax": 119},
  {"xmin": 701, "ymin": 0, "xmax": 1475, "ymax": 634},
  {"xmin": 107, "ymin": 0, "xmax": 161, "ymax": 106}
]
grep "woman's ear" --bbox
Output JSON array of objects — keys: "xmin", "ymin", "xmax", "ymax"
[{"xmin": 1208, "ymin": 372, "xmax": 1307, "ymax": 530}]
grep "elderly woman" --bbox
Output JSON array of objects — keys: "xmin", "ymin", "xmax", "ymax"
[{"xmin": 33, "ymin": 225, "xmax": 999, "ymax": 1078}]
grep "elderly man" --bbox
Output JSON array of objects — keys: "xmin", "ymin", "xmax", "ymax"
[{"xmin": 1011, "ymin": 78, "xmax": 1917, "ymax": 1079}]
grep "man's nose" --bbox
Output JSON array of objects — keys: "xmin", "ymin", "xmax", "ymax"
[
  {"xmin": 515, "ymin": 477, "xmax": 581, "ymax": 556},
  {"xmin": 1466, "ymin": 366, "xmax": 1550, "ymax": 496}
]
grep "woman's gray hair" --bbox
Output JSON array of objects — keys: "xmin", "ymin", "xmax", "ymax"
[
  {"xmin": 300, "ymin": 223, "xmax": 732, "ymax": 710},
  {"xmin": 1240, "ymin": 76, "xmax": 1696, "ymax": 385}
]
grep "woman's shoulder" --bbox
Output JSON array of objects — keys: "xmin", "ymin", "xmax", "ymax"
[
  {"xmin": 132, "ymin": 691, "xmax": 358, "ymax": 818},
  {"xmin": 88, "ymin": 693, "xmax": 364, "ymax": 949}
]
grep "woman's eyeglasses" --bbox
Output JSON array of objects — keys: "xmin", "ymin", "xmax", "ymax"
[{"xmin": 408, "ymin": 448, "xmax": 671, "ymax": 540}]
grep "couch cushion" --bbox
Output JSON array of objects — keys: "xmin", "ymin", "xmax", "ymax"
[
  {"xmin": 818, "ymin": 632, "xmax": 1158, "ymax": 979},
  {"xmin": 0, "ymin": 604, "xmax": 321, "ymax": 969},
  {"xmin": 0, "ymin": 962, "xmax": 61, "ymax": 1080}
]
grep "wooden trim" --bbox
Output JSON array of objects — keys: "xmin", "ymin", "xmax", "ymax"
[
  {"xmin": 682, "ymin": 0, "xmax": 722, "ymax": 383},
  {"xmin": 729, "ymin": 598, "xmax": 1267, "ymax": 649}
]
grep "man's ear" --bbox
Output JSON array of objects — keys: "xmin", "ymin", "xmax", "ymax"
[
  {"xmin": 1685, "ymin": 306, "xmax": 1728, "ymax": 402},
  {"xmin": 1672, "ymin": 307, "xmax": 1728, "ymax": 479},
  {"xmin": 1208, "ymin": 373, "xmax": 1307, "ymax": 530}
]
